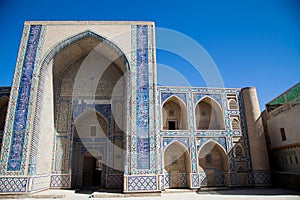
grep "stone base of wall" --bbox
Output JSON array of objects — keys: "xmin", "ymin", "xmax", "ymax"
[
  {"xmin": 0, "ymin": 174, "xmax": 51, "ymax": 194},
  {"xmin": 123, "ymin": 174, "xmax": 160, "ymax": 193},
  {"xmin": 272, "ymin": 171, "xmax": 300, "ymax": 190}
]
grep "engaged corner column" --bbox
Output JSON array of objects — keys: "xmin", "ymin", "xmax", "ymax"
[{"xmin": 241, "ymin": 87, "xmax": 271, "ymax": 185}]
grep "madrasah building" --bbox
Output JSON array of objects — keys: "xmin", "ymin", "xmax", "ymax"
[{"xmin": 0, "ymin": 21, "xmax": 271, "ymax": 194}]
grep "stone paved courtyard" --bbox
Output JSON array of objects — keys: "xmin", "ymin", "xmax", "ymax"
[{"xmin": 1, "ymin": 188, "xmax": 299, "ymax": 200}]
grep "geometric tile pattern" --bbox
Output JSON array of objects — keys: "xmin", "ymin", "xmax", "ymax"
[
  {"xmin": 230, "ymin": 173, "xmax": 238, "ymax": 185},
  {"xmin": 0, "ymin": 177, "xmax": 28, "ymax": 193},
  {"xmin": 127, "ymin": 176, "xmax": 157, "ymax": 191},
  {"xmin": 249, "ymin": 170, "xmax": 272, "ymax": 185},
  {"xmin": 164, "ymin": 173, "xmax": 170, "ymax": 189},
  {"xmin": 160, "ymin": 174, "xmax": 165, "ymax": 190},
  {"xmin": 215, "ymin": 172, "xmax": 225, "ymax": 185},
  {"xmin": 106, "ymin": 174, "xmax": 123, "ymax": 189},
  {"xmin": 199, "ymin": 171, "xmax": 207, "ymax": 186},
  {"xmin": 50, "ymin": 175, "xmax": 70, "ymax": 188},
  {"xmin": 191, "ymin": 173, "xmax": 200, "ymax": 188},
  {"xmin": 179, "ymin": 173, "xmax": 188, "ymax": 187}
]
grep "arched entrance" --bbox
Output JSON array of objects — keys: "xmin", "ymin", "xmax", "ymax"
[
  {"xmin": 198, "ymin": 141, "xmax": 228, "ymax": 187},
  {"xmin": 31, "ymin": 31, "xmax": 129, "ymax": 190},
  {"xmin": 72, "ymin": 110, "xmax": 108, "ymax": 188},
  {"xmin": 164, "ymin": 142, "xmax": 191, "ymax": 188},
  {"xmin": 81, "ymin": 150, "xmax": 103, "ymax": 187}
]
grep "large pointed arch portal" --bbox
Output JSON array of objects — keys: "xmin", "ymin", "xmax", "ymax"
[{"xmin": 29, "ymin": 30, "xmax": 130, "ymax": 190}]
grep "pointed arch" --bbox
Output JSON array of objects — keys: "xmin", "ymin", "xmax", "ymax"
[
  {"xmin": 198, "ymin": 140, "xmax": 229, "ymax": 187},
  {"xmin": 29, "ymin": 30, "xmax": 130, "ymax": 180},
  {"xmin": 198, "ymin": 139, "xmax": 227, "ymax": 156},
  {"xmin": 228, "ymin": 99, "xmax": 239, "ymax": 110},
  {"xmin": 163, "ymin": 141, "xmax": 191, "ymax": 188},
  {"xmin": 162, "ymin": 95, "xmax": 188, "ymax": 130},
  {"xmin": 231, "ymin": 118, "xmax": 241, "ymax": 130},
  {"xmin": 164, "ymin": 140, "xmax": 189, "ymax": 153},
  {"xmin": 234, "ymin": 144, "xmax": 245, "ymax": 157},
  {"xmin": 195, "ymin": 96, "xmax": 225, "ymax": 130},
  {"xmin": 40, "ymin": 30, "xmax": 130, "ymax": 73}
]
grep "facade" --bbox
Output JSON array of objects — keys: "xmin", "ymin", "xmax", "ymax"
[
  {"xmin": 263, "ymin": 82, "xmax": 300, "ymax": 190},
  {"xmin": 0, "ymin": 21, "xmax": 271, "ymax": 194}
]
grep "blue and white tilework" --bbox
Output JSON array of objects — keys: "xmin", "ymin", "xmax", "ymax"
[
  {"xmin": 7, "ymin": 25, "xmax": 42, "ymax": 171},
  {"xmin": 127, "ymin": 175, "xmax": 158, "ymax": 191},
  {"xmin": 0, "ymin": 177, "xmax": 28, "ymax": 193}
]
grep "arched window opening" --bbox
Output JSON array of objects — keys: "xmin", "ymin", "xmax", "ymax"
[
  {"xmin": 198, "ymin": 141, "xmax": 228, "ymax": 187},
  {"xmin": 231, "ymin": 118, "xmax": 241, "ymax": 130},
  {"xmin": 162, "ymin": 96, "xmax": 188, "ymax": 130},
  {"xmin": 235, "ymin": 145, "xmax": 244, "ymax": 157},
  {"xmin": 229, "ymin": 99, "xmax": 239, "ymax": 110},
  {"xmin": 195, "ymin": 97, "xmax": 225, "ymax": 130}
]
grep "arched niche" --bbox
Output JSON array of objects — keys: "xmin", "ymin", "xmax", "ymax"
[
  {"xmin": 31, "ymin": 31, "xmax": 129, "ymax": 190},
  {"xmin": 198, "ymin": 141, "xmax": 228, "ymax": 187},
  {"xmin": 162, "ymin": 96, "xmax": 188, "ymax": 130},
  {"xmin": 195, "ymin": 97, "xmax": 225, "ymax": 130},
  {"xmin": 164, "ymin": 141, "xmax": 191, "ymax": 188}
]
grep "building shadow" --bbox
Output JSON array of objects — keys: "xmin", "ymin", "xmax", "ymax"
[{"xmin": 197, "ymin": 187, "xmax": 300, "ymax": 196}]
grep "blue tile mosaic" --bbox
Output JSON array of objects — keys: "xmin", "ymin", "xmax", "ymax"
[
  {"xmin": 127, "ymin": 175, "xmax": 157, "ymax": 191},
  {"xmin": 136, "ymin": 25, "xmax": 150, "ymax": 170},
  {"xmin": 0, "ymin": 177, "xmax": 28, "ymax": 193},
  {"xmin": 191, "ymin": 173, "xmax": 200, "ymax": 188},
  {"xmin": 162, "ymin": 137, "xmax": 189, "ymax": 152},
  {"xmin": 161, "ymin": 93, "xmax": 187, "ymax": 104},
  {"xmin": 8, "ymin": 25, "xmax": 42, "ymax": 171},
  {"xmin": 194, "ymin": 94, "xmax": 222, "ymax": 107},
  {"xmin": 197, "ymin": 137, "xmax": 227, "ymax": 153}
]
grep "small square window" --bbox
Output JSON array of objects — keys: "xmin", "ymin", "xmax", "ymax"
[
  {"xmin": 280, "ymin": 128, "xmax": 286, "ymax": 141},
  {"xmin": 90, "ymin": 125, "xmax": 97, "ymax": 137}
]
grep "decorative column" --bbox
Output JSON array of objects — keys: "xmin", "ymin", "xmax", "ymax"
[
  {"xmin": 124, "ymin": 23, "xmax": 159, "ymax": 193},
  {"xmin": 241, "ymin": 87, "xmax": 271, "ymax": 186}
]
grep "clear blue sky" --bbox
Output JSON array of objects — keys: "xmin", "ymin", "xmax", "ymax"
[{"xmin": 0, "ymin": 0, "xmax": 299, "ymax": 110}]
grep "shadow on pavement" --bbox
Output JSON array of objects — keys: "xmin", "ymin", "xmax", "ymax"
[{"xmin": 197, "ymin": 187, "xmax": 300, "ymax": 196}]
